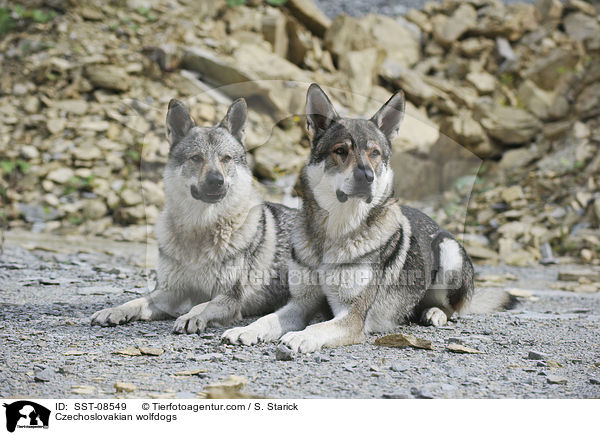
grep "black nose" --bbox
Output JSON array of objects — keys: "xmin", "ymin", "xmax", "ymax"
[
  {"xmin": 353, "ymin": 165, "xmax": 374, "ymax": 184},
  {"xmin": 205, "ymin": 171, "xmax": 224, "ymax": 188}
]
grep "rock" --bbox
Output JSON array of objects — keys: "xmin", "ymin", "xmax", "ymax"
[
  {"xmin": 576, "ymin": 82, "xmax": 600, "ymax": 119},
  {"xmin": 479, "ymin": 104, "xmax": 542, "ymax": 145},
  {"xmin": 524, "ymin": 49, "xmax": 579, "ymax": 90},
  {"xmin": 20, "ymin": 145, "xmax": 40, "ymax": 160},
  {"xmin": 465, "ymin": 245, "xmax": 500, "ymax": 262},
  {"xmin": 85, "ymin": 65, "xmax": 131, "ymax": 91},
  {"xmin": 393, "ymin": 102, "xmax": 439, "ymax": 154},
  {"xmin": 382, "ymin": 390, "xmax": 411, "ymax": 399},
  {"xmin": 286, "ymin": 18, "xmax": 311, "ymax": 66},
  {"xmin": 590, "ymin": 378, "xmax": 600, "ymax": 385},
  {"xmin": 23, "ymin": 95, "xmax": 40, "ymax": 114},
  {"xmin": 77, "ymin": 286, "xmax": 121, "ymax": 295},
  {"xmin": 565, "ymin": 0, "xmax": 597, "ymax": 15},
  {"xmin": 361, "ymin": 14, "xmax": 420, "ymax": 68},
  {"xmin": 498, "ymin": 148, "xmax": 537, "ymax": 170},
  {"xmin": 34, "ymin": 366, "xmax": 55, "ymax": 382},
  {"xmin": 441, "ymin": 109, "xmax": 487, "ymax": 151},
  {"xmin": 71, "ymin": 385, "xmax": 95, "ymax": 395},
  {"xmin": 19, "ymin": 204, "xmax": 61, "ymax": 223},
  {"xmin": 517, "ymin": 80, "xmax": 557, "ymax": 120},
  {"xmin": 447, "ymin": 343, "xmax": 483, "ymax": 354},
  {"xmin": 72, "ymin": 145, "xmax": 102, "ymax": 161},
  {"xmin": 54, "ymin": 99, "xmax": 89, "ymax": 115},
  {"xmin": 285, "ymin": 0, "xmax": 331, "ymax": 38},
  {"xmin": 527, "ymin": 350, "xmax": 549, "ymax": 360},
  {"xmin": 432, "ymin": 4, "xmax": 477, "ymax": 47},
  {"xmin": 120, "ymin": 189, "xmax": 143, "ymax": 206},
  {"xmin": 114, "ymin": 382, "xmax": 136, "ymax": 393},
  {"xmin": 501, "ymin": 186, "xmax": 523, "ymax": 203},
  {"xmin": 138, "ymin": 347, "xmax": 164, "ymax": 356},
  {"xmin": 374, "ymin": 333, "xmax": 433, "ymax": 350},
  {"xmin": 324, "ymin": 15, "xmax": 373, "ymax": 62},
  {"xmin": 558, "ymin": 269, "xmax": 600, "ymax": 282},
  {"xmin": 339, "ymin": 48, "xmax": 383, "ymax": 111},
  {"xmin": 536, "ymin": 0, "xmax": 563, "ymax": 23},
  {"xmin": 563, "ymin": 12, "xmax": 600, "ymax": 42},
  {"xmin": 253, "ymin": 127, "xmax": 308, "ymax": 180},
  {"xmin": 46, "ymin": 168, "xmax": 75, "ymax": 184},
  {"xmin": 202, "ymin": 375, "xmax": 248, "ymax": 396},
  {"xmin": 466, "ymin": 72, "xmax": 497, "ymax": 94},
  {"xmin": 46, "ymin": 118, "xmax": 66, "ymax": 135},
  {"xmin": 405, "ymin": 8, "xmax": 431, "ymax": 33},
  {"xmin": 113, "ymin": 346, "xmax": 142, "ymax": 356},
  {"xmin": 275, "ymin": 344, "xmax": 294, "ymax": 361},
  {"xmin": 173, "ymin": 368, "xmax": 208, "ymax": 377},
  {"xmin": 390, "ymin": 362, "xmax": 408, "ymax": 372},
  {"xmin": 262, "ymin": 9, "xmax": 288, "ymax": 58},
  {"xmin": 546, "ymin": 376, "xmax": 567, "ymax": 385}
]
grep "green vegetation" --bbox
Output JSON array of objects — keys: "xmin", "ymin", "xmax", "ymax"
[
  {"xmin": 63, "ymin": 175, "xmax": 95, "ymax": 195},
  {"xmin": 499, "ymin": 72, "xmax": 514, "ymax": 87},
  {"xmin": 0, "ymin": 5, "xmax": 57, "ymax": 35},
  {"xmin": 0, "ymin": 159, "xmax": 30, "ymax": 175}
]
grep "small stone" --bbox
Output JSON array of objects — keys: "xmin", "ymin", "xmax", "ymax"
[
  {"xmin": 71, "ymin": 385, "xmax": 96, "ymax": 395},
  {"xmin": 546, "ymin": 376, "xmax": 567, "ymax": 385},
  {"xmin": 382, "ymin": 390, "xmax": 411, "ymax": 399},
  {"xmin": 173, "ymin": 368, "xmax": 207, "ymax": 377},
  {"xmin": 501, "ymin": 186, "xmax": 523, "ymax": 203},
  {"xmin": 447, "ymin": 343, "xmax": 483, "ymax": 354},
  {"xmin": 114, "ymin": 382, "xmax": 136, "ymax": 392},
  {"xmin": 63, "ymin": 350, "xmax": 87, "ymax": 356},
  {"xmin": 275, "ymin": 344, "xmax": 294, "ymax": 361},
  {"xmin": 20, "ymin": 145, "xmax": 39, "ymax": 160},
  {"xmin": 390, "ymin": 362, "xmax": 408, "ymax": 372},
  {"xmin": 46, "ymin": 167, "xmax": 75, "ymax": 184},
  {"xmin": 47, "ymin": 118, "xmax": 66, "ymax": 135},
  {"xmin": 527, "ymin": 350, "xmax": 549, "ymax": 360},
  {"xmin": 34, "ymin": 366, "xmax": 55, "ymax": 382},
  {"xmin": 196, "ymin": 353, "xmax": 224, "ymax": 361},
  {"xmin": 374, "ymin": 333, "xmax": 433, "ymax": 350},
  {"xmin": 113, "ymin": 346, "xmax": 142, "ymax": 356},
  {"xmin": 138, "ymin": 347, "xmax": 164, "ymax": 356},
  {"xmin": 589, "ymin": 378, "xmax": 600, "ymax": 385}
]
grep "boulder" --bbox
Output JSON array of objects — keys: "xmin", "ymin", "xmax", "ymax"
[
  {"xmin": 479, "ymin": 104, "xmax": 542, "ymax": 145},
  {"xmin": 393, "ymin": 101, "xmax": 439, "ymax": 154},
  {"xmin": 563, "ymin": 12, "xmax": 600, "ymax": 42},
  {"xmin": 361, "ymin": 14, "xmax": 421, "ymax": 68},
  {"xmin": 285, "ymin": 0, "xmax": 331, "ymax": 38},
  {"xmin": 432, "ymin": 4, "xmax": 477, "ymax": 47},
  {"xmin": 339, "ymin": 48, "xmax": 384, "ymax": 112},
  {"xmin": 324, "ymin": 15, "xmax": 374, "ymax": 62},
  {"xmin": 262, "ymin": 9, "xmax": 288, "ymax": 58},
  {"xmin": 517, "ymin": 80, "xmax": 556, "ymax": 120},
  {"xmin": 466, "ymin": 71, "xmax": 497, "ymax": 94}
]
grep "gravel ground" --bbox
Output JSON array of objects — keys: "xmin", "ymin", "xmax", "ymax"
[
  {"xmin": 312, "ymin": 0, "xmax": 536, "ymax": 18},
  {"xmin": 1, "ymin": 232, "xmax": 599, "ymax": 399}
]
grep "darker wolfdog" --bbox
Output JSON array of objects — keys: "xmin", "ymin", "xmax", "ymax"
[
  {"xmin": 91, "ymin": 98, "xmax": 295, "ymax": 333},
  {"xmin": 224, "ymin": 84, "xmax": 514, "ymax": 352}
]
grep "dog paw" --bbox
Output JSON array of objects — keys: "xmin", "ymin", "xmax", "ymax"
[
  {"xmin": 90, "ymin": 307, "xmax": 133, "ymax": 326},
  {"xmin": 420, "ymin": 307, "xmax": 447, "ymax": 327},
  {"xmin": 173, "ymin": 314, "xmax": 206, "ymax": 334},
  {"xmin": 280, "ymin": 330, "xmax": 322, "ymax": 353}
]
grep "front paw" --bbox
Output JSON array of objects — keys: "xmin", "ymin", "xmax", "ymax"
[
  {"xmin": 173, "ymin": 314, "xmax": 206, "ymax": 334},
  {"xmin": 222, "ymin": 325, "xmax": 263, "ymax": 346},
  {"xmin": 280, "ymin": 330, "xmax": 323, "ymax": 353},
  {"xmin": 91, "ymin": 307, "xmax": 133, "ymax": 326}
]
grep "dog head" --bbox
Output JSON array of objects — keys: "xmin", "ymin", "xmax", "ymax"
[
  {"xmin": 303, "ymin": 84, "xmax": 405, "ymax": 211},
  {"xmin": 163, "ymin": 98, "xmax": 250, "ymax": 205}
]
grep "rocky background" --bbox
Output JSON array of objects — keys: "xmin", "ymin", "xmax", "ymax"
[{"xmin": 0, "ymin": 0, "xmax": 599, "ymax": 271}]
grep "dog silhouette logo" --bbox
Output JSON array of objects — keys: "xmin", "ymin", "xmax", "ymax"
[{"xmin": 3, "ymin": 401, "xmax": 50, "ymax": 432}]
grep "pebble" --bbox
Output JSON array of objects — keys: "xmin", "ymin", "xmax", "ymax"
[
  {"xmin": 390, "ymin": 362, "xmax": 409, "ymax": 372},
  {"xmin": 547, "ymin": 376, "xmax": 568, "ymax": 385},
  {"xmin": 527, "ymin": 350, "xmax": 549, "ymax": 360},
  {"xmin": 34, "ymin": 366, "xmax": 55, "ymax": 382},
  {"xmin": 114, "ymin": 382, "xmax": 136, "ymax": 392},
  {"xmin": 275, "ymin": 344, "xmax": 294, "ymax": 361}
]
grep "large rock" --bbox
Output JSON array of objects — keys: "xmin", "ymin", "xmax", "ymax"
[
  {"xmin": 324, "ymin": 15, "xmax": 374, "ymax": 62},
  {"xmin": 517, "ymin": 80, "xmax": 557, "ymax": 120},
  {"xmin": 84, "ymin": 65, "xmax": 131, "ymax": 92},
  {"xmin": 479, "ymin": 104, "xmax": 542, "ymax": 145},
  {"xmin": 181, "ymin": 44, "xmax": 310, "ymax": 119},
  {"xmin": 285, "ymin": 0, "xmax": 331, "ymax": 38},
  {"xmin": 361, "ymin": 14, "xmax": 420, "ymax": 68},
  {"xmin": 252, "ymin": 126, "xmax": 308, "ymax": 180},
  {"xmin": 563, "ymin": 12, "xmax": 600, "ymax": 42},
  {"xmin": 576, "ymin": 82, "xmax": 600, "ymax": 119},
  {"xmin": 393, "ymin": 101, "xmax": 439, "ymax": 154},
  {"xmin": 339, "ymin": 48, "xmax": 384, "ymax": 112},
  {"xmin": 432, "ymin": 4, "xmax": 477, "ymax": 47},
  {"xmin": 262, "ymin": 8, "xmax": 288, "ymax": 58},
  {"xmin": 524, "ymin": 49, "xmax": 579, "ymax": 90},
  {"xmin": 440, "ymin": 109, "xmax": 494, "ymax": 157}
]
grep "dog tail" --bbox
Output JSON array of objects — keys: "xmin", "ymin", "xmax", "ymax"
[{"xmin": 458, "ymin": 288, "xmax": 518, "ymax": 315}]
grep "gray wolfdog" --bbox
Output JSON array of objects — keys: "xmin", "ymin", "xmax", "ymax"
[
  {"xmin": 223, "ymin": 84, "xmax": 514, "ymax": 352},
  {"xmin": 91, "ymin": 98, "xmax": 295, "ymax": 333}
]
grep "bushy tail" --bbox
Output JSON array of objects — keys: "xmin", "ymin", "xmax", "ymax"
[{"xmin": 458, "ymin": 288, "xmax": 518, "ymax": 315}]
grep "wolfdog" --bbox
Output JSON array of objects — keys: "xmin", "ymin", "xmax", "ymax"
[
  {"xmin": 91, "ymin": 98, "xmax": 295, "ymax": 333},
  {"xmin": 223, "ymin": 84, "xmax": 514, "ymax": 352}
]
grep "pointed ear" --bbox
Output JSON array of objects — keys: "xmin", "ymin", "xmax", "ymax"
[
  {"xmin": 166, "ymin": 99, "xmax": 195, "ymax": 146},
  {"xmin": 305, "ymin": 83, "xmax": 339, "ymax": 141},
  {"xmin": 219, "ymin": 98, "xmax": 247, "ymax": 144},
  {"xmin": 370, "ymin": 91, "xmax": 405, "ymax": 142}
]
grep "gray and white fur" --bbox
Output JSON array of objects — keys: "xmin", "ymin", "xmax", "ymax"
[
  {"xmin": 223, "ymin": 84, "xmax": 515, "ymax": 352},
  {"xmin": 91, "ymin": 98, "xmax": 294, "ymax": 333}
]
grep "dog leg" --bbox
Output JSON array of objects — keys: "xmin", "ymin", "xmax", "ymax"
[
  {"xmin": 420, "ymin": 307, "xmax": 448, "ymax": 326},
  {"xmin": 280, "ymin": 312, "xmax": 365, "ymax": 353},
  {"xmin": 173, "ymin": 294, "xmax": 241, "ymax": 334},
  {"xmin": 90, "ymin": 290, "xmax": 176, "ymax": 326}
]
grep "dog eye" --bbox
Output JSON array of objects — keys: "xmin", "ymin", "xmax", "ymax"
[
  {"xmin": 334, "ymin": 147, "xmax": 348, "ymax": 156},
  {"xmin": 222, "ymin": 155, "xmax": 232, "ymax": 163},
  {"xmin": 190, "ymin": 155, "xmax": 202, "ymax": 162},
  {"xmin": 370, "ymin": 149, "xmax": 381, "ymax": 158}
]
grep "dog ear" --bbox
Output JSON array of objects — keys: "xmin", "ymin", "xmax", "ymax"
[
  {"xmin": 371, "ymin": 91, "xmax": 405, "ymax": 142},
  {"xmin": 219, "ymin": 98, "xmax": 247, "ymax": 144},
  {"xmin": 166, "ymin": 99, "xmax": 195, "ymax": 146},
  {"xmin": 305, "ymin": 83, "xmax": 339, "ymax": 141}
]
